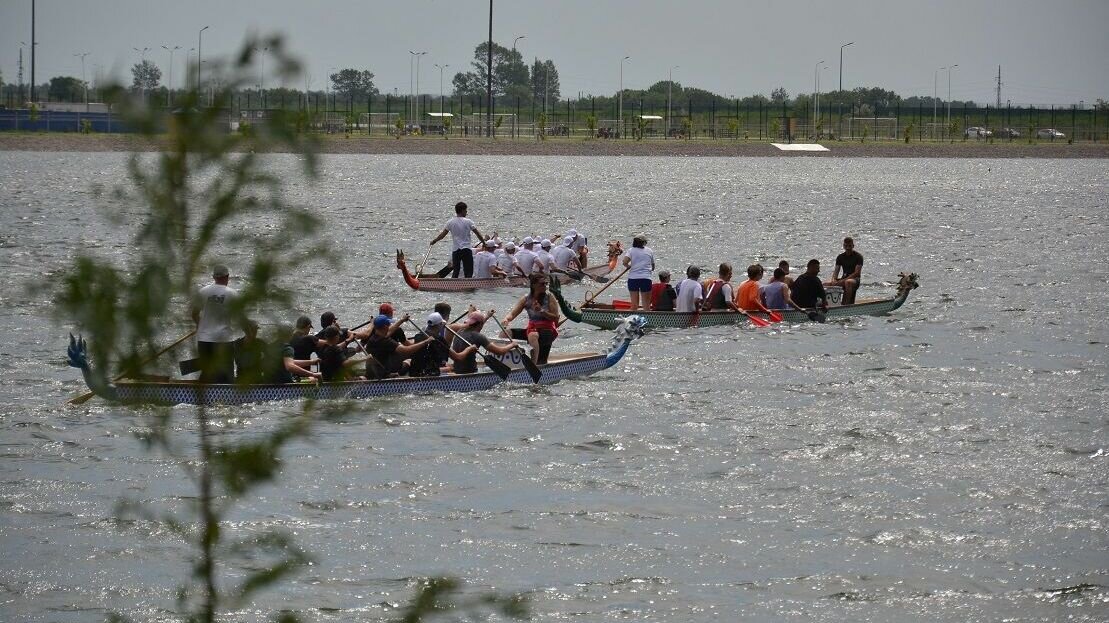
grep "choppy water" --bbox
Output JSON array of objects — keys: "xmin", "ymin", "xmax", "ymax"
[{"xmin": 1, "ymin": 152, "xmax": 1106, "ymax": 622}]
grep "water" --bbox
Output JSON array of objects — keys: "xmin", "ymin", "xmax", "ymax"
[{"xmin": 1, "ymin": 152, "xmax": 1106, "ymax": 622}]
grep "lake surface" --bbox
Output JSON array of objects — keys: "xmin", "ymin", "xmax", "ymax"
[{"xmin": 1, "ymin": 152, "xmax": 1106, "ymax": 622}]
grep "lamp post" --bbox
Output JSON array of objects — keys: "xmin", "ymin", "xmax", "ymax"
[
  {"xmin": 408, "ymin": 51, "xmax": 425, "ymax": 127},
  {"xmin": 513, "ymin": 35, "xmax": 525, "ymax": 53},
  {"xmin": 946, "ymin": 64, "xmax": 958, "ymax": 126},
  {"xmin": 667, "ymin": 65, "xmax": 678, "ymax": 138},
  {"xmin": 197, "ymin": 26, "xmax": 209, "ymax": 105},
  {"xmin": 934, "ymin": 66, "xmax": 943, "ymax": 139},
  {"xmin": 162, "ymin": 45, "xmax": 179, "ymax": 106},
  {"xmin": 619, "ymin": 55, "xmax": 630, "ymax": 138},
  {"xmin": 839, "ymin": 42, "xmax": 853, "ymax": 92},
  {"xmin": 74, "ymin": 52, "xmax": 90, "ymax": 109},
  {"xmin": 415, "ymin": 51, "xmax": 426, "ymax": 126},
  {"xmin": 434, "ymin": 63, "xmax": 449, "ymax": 114},
  {"xmin": 814, "ymin": 60, "xmax": 825, "ymax": 133}
]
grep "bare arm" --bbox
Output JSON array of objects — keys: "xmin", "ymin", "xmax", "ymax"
[
  {"xmin": 504, "ymin": 296, "xmax": 528, "ymax": 324},
  {"xmin": 430, "ymin": 228, "xmax": 449, "ymax": 245}
]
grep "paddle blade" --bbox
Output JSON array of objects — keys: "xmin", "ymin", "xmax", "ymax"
[
  {"xmin": 746, "ymin": 312, "xmax": 771, "ymax": 328},
  {"xmin": 179, "ymin": 358, "xmax": 200, "ymax": 376},
  {"xmin": 807, "ymin": 310, "xmax": 827, "ymax": 323},
  {"xmin": 483, "ymin": 353, "xmax": 512, "ymax": 380},
  {"xmin": 768, "ymin": 311, "xmax": 783, "ymax": 323},
  {"xmin": 517, "ymin": 348, "xmax": 543, "ymax": 383}
]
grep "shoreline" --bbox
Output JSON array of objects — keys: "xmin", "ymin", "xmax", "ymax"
[{"xmin": 2, "ymin": 133, "xmax": 1107, "ymax": 158}]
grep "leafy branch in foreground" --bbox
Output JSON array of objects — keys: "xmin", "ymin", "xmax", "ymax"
[{"xmin": 50, "ymin": 35, "xmax": 527, "ymax": 623}]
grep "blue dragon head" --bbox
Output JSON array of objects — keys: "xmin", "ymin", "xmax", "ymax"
[
  {"xmin": 67, "ymin": 334, "xmax": 89, "ymax": 370},
  {"xmin": 612, "ymin": 314, "xmax": 648, "ymax": 349}
]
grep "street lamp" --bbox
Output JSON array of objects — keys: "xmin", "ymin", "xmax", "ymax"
[
  {"xmin": 619, "ymin": 55, "xmax": 630, "ymax": 138},
  {"xmin": 946, "ymin": 64, "xmax": 958, "ymax": 126},
  {"xmin": 197, "ymin": 26, "xmax": 209, "ymax": 105},
  {"xmin": 74, "ymin": 52, "xmax": 90, "ymax": 109},
  {"xmin": 934, "ymin": 66, "xmax": 944, "ymax": 139},
  {"xmin": 162, "ymin": 45, "xmax": 180, "ymax": 106},
  {"xmin": 667, "ymin": 65, "xmax": 679, "ymax": 138},
  {"xmin": 513, "ymin": 35, "xmax": 525, "ymax": 53},
  {"xmin": 814, "ymin": 60, "xmax": 825, "ymax": 133},
  {"xmin": 839, "ymin": 42, "xmax": 854, "ymax": 92},
  {"xmin": 408, "ymin": 50, "xmax": 425, "ymax": 127},
  {"xmin": 434, "ymin": 63, "xmax": 449, "ymax": 114}
]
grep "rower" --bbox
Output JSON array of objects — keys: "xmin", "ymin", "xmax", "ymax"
[
  {"xmin": 550, "ymin": 236, "xmax": 581, "ymax": 274},
  {"xmin": 238, "ymin": 320, "xmax": 319, "ymax": 383},
  {"xmin": 503, "ymin": 273, "xmax": 560, "ymax": 364},
  {"xmin": 515, "ymin": 237, "xmax": 540, "ymax": 276},
  {"xmin": 288, "ymin": 315, "xmax": 321, "ymax": 361},
  {"xmin": 364, "ymin": 315, "xmax": 427, "ymax": 378},
  {"xmin": 473, "ymin": 240, "xmax": 505, "ymax": 279},
  {"xmin": 650, "ymin": 270, "xmax": 677, "ymax": 311},
  {"xmin": 762, "ymin": 267, "xmax": 807, "ymax": 312},
  {"xmin": 675, "ymin": 266, "xmax": 704, "ymax": 313},
  {"xmin": 735, "ymin": 264, "xmax": 773, "ymax": 315},
  {"xmin": 497, "ymin": 241, "xmax": 521, "ymax": 277},
  {"xmin": 535, "ymin": 239, "xmax": 555, "ymax": 275},
  {"xmin": 317, "ymin": 326, "xmax": 366, "ymax": 381},
  {"xmin": 703, "ymin": 263, "xmax": 740, "ymax": 311},
  {"xmin": 791, "ymin": 259, "xmax": 829, "ymax": 310},
  {"xmin": 408, "ymin": 312, "xmax": 477, "ymax": 376},
  {"xmin": 450, "ymin": 311, "xmax": 515, "ymax": 374},
  {"xmin": 565, "ymin": 229, "xmax": 589, "ymax": 268}
]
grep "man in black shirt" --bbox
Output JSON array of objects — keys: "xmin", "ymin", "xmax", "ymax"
[
  {"xmin": 450, "ymin": 312, "xmax": 514, "ymax": 374},
  {"xmin": 790, "ymin": 259, "xmax": 829, "ymax": 310},
  {"xmin": 288, "ymin": 315, "xmax": 321, "ymax": 361},
  {"xmin": 365, "ymin": 315, "xmax": 426, "ymax": 378},
  {"xmin": 827, "ymin": 236, "xmax": 864, "ymax": 305}
]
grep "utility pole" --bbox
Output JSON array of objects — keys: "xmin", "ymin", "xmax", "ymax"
[
  {"xmin": 74, "ymin": 52, "xmax": 90, "ymax": 109},
  {"xmin": 839, "ymin": 41, "xmax": 854, "ymax": 92},
  {"xmin": 162, "ymin": 45, "xmax": 180, "ymax": 107},
  {"xmin": 995, "ymin": 65, "xmax": 1002, "ymax": 110},
  {"xmin": 814, "ymin": 60, "xmax": 825, "ymax": 134},
  {"xmin": 197, "ymin": 26, "xmax": 209, "ymax": 105},
  {"xmin": 18, "ymin": 44, "xmax": 24, "ymax": 104},
  {"xmin": 486, "ymin": 0, "xmax": 493, "ymax": 137},
  {"xmin": 619, "ymin": 56, "xmax": 630, "ymax": 138},
  {"xmin": 934, "ymin": 67, "xmax": 942, "ymax": 139},
  {"xmin": 30, "ymin": 0, "xmax": 36, "ymax": 103},
  {"xmin": 435, "ymin": 63, "xmax": 448, "ymax": 114},
  {"xmin": 946, "ymin": 64, "xmax": 958, "ymax": 126},
  {"xmin": 415, "ymin": 51, "xmax": 425, "ymax": 126},
  {"xmin": 544, "ymin": 64, "xmax": 548, "ymax": 115},
  {"xmin": 668, "ymin": 65, "xmax": 678, "ymax": 138}
]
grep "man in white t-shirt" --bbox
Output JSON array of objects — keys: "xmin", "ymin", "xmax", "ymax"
[
  {"xmin": 515, "ymin": 237, "xmax": 540, "ymax": 275},
  {"xmin": 430, "ymin": 202, "xmax": 487, "ymax": 278},
  {"xmin": 191, "ymin": 264, "xmax": 246, "ymax": 383},
  {"xmin": 675, "ymin": 265, "xmax": 705, "ymax": 313},
  {"xmin": 497, "ymin": 241, "xmax": 521, "ymax": 276},
  {"xmin": 550, "ymin": 236, "xmax": 581, "ymax": 273},
  {"xmin": 535, "ymin": 239, "xmax": 555, "ymax": 274},
  {"xmin": 565, "ymin": 229, "xmax": 590, "ymax": 268},
  {"xmin": 473, "ymin": 240, "xmax": 504, "ymax": 279}
]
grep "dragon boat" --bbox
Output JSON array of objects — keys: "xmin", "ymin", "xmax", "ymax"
[
  {"xmin": 66, "ymin": 316, "xmax": 647, "ymax": 406},
  {"xmin": 396, "ymin": 241, "xmax": 624, "ymax": 292},
  {"xmin": 550, "ymin": 273, "xmax": 919, "ymax": 330}
]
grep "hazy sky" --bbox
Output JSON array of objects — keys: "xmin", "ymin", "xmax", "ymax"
[{"xmin": 2, "ymin": 0, "xmax": 1107, "ymax": 106}]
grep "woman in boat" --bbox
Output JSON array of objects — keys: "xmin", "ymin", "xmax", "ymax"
[
  {"xmin": 503, "ymin": 273, "xmax": 560, "ymax": 364},
  {"xmin": 622, "ymin": 235, "xmax": 655, "ymax": 311}
]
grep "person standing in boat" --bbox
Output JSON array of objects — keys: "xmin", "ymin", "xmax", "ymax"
[
  {"xmin": 503, "ymin": 274, "xmax": 560, "ymax": 364},
  {"xmin": 826, "ymin": 237, "xmax": 863, "ymax": 304},
  {"xmin": 191, "ymin": 264, "xmax": 246, "ymax": 384},
  {"xmin": 430, "ymin": 201, "xmax": 488, "ymax": 278},
  {"xmin": 791, "ymin": 259, "xmax": 830, "ymax": 310},
  {"xmin": 735, "ymin": 264, "xmax": 774, "ymax": 315},
  {"xmin": 622, "ymin": 235, "xmax": 655, "ymax": 311},
  {"xmin": 703, "ymin": 263, "xmax": 741, "ymax": 311},
  {"xmin": 675, "ymin": 265, "xmax": 704, "ymax": 313}
]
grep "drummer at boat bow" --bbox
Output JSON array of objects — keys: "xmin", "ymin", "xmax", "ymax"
[
  {"xmin": 429, "ymin": 201, "xmax": 487, "ymax": 279},
  {"xmin": 191, "ymin": 264, "xmax": 246, "ymax": 384},
  {"xmin": 503, "ymin": 273, "xmax": 560, "ymax": 364},
  {"xmin": 826, "ymin": 237, "xmax": 863, "ymax": 304}
]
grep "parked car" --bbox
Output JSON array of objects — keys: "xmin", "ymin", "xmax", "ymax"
[
  {"xmin": 1036, "ymin": 128, "xmax": 1065, "ymax": 139},
  {"xmin": 996, "ymin": 128, "xmax": 1021, "ymax": 138},
  {"xmin": 964, "ymin": 126, "xmax": 993, "ymax": 138}
]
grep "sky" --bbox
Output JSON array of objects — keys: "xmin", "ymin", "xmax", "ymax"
[{"xmin": 2, "ymin": 0, "xmax": 1107, "ymax": 106}]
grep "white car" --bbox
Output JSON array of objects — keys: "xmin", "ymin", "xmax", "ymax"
[
  {"xmin": 1036, "ymin": 128, "xmax": 1065, "ymax": 139},
  {"xmin": 965, "ymin": 126, "xmax": 992, "ymax": 138}
]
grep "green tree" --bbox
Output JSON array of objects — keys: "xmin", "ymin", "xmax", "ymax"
[
  {"xmin": 329, "ymin": 68, "xmax": 378, "ymax": 100},
  {"xmin": 771, "ymin": 86, "xmax": 789, "ymax": 103},
  {"xmin": 530, "ymin": 58, "xmax": 560, "ymax": 106},
  {"xmin": 904, "ymin": 121, "xmax": 914, "ymax": 143},
  {"xmin": 451, "ymin": 41, "xmax": 529, "ymax": 99},
  {"xmin": 537, "ymin": 112, "xmax": 547, "ymax": 140},
  {"xmin": 131, "ymin": 59, "xmax": 162, "ymax": 92},
  {"xmin": 586, "ymin": 114, "xmax": 596, "ymax": 138},
  {"xmin": 48, "ymin": 75, "xmax": 85, "ymax": 102}
]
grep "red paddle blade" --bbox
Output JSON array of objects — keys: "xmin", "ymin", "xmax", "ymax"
[
  {"xmin": 746, "ymin": 312, "xmax": 771, "ymax": 327},
  {"xmin": 768, "ymin": 311, "xmax": 783, "ymax": 323}
]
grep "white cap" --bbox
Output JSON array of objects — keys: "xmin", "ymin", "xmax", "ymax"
[
  {"xmin": 504, "ymin": 242, "xmax": 516, "ymax": 252},
  {"xmin": 484, "ymin": 239, "xmax": 497, "ymax": 248},
  {"xmin": 492, "ymin": 236, "xmax": 502, "ymax": 246},
  {"xmin": 541, "ymin": 238, "xmax": 552, "ymax": 248},
  {"xmin": 521, "ymin": 236, "xmax": 534, "ymax": 245},
  {"xmin": 563, "ymin": 236, "xmax": 575, "ymax": 246},
  {"xmin": 426, "ymin": 312, "xmax": 445, "ymax": 326},
  {"xmin": 567, "ymin": 229, "xmax": 578, "ymax": 237}
]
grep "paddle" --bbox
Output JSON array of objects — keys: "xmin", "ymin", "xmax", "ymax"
[
  {"xmin": 488, "ymin": 313, "xmax": 543, "ymax": 383},
  {"xmin": 405, "ymin": 319, "xmax": 512, "ymax": 381},
  {"xmin": 414, "ymin": 245, "xmax": 433, "ymax": 280},
  {"xmin": 69, "ymin": 329, "xmax": 197, "ymax": 405},
  {"xmin": 768, "ymin": 310, "xmax": 783, "ymax": 323},
  {"xmin": 743, "ymin": 311, "xmax": 771, "ymax": 327},
  {"xmin": 557, "ymin": 266, "xmax": 630, "ymax": 327}
]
